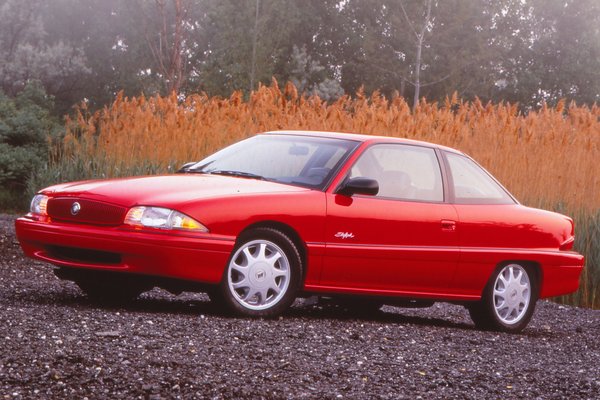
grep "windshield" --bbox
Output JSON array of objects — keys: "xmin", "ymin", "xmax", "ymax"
[{"xmin": 186, "ymin": 134, "xmax": 360, "ymax": 189}]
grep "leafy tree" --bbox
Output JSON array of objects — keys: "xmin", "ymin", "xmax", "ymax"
[
  {"xmin": 288, "ymin": 45, "xmax": 344, "ymax": 101},
  {"xmin": 1, "ymin": 0, "xmax": 598, "ymax": 113},
  {"xmin": 0, "ymin": 0, "xmax": 90, "ymax": 114},
  {"xmin": 199, "ymin": 0, "xmax": 304, "ymax": 96},
  {"xmin": 327, "ymin": 0, "xmax": 502, "ymax": 106},
  {"xmin": 406, "ymin": 0, "xmax": 501, "ymax": 104},
  {"xmin": 329, "ymin": 0, "xmax": 403, "ymax": 97},
  {"xmin": 0, "ymin": 82, "xmax": 60, "ymax": 192},
  {"xmin": 38, "ymin": 0, "xmax": 158, "ymax": 107},
  {"xmin": 492, "ymin": 0, "xmax": 600, "ymax": 106}
]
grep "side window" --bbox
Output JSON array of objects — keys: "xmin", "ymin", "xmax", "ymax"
[
  {"xmin": 445, "ymin": 152, "xmax": 515, "ymax": 204},
  {"xmin": 349, "ymin": 144, "xmax": 444, "ymax": 202}
]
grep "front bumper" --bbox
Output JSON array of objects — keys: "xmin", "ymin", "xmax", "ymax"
[{"xmin": 15, "ymin": 217, "xmax": 235, "ymax": 284}]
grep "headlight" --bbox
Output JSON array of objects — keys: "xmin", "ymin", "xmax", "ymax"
[
  {"xmin": 30, "ymin": 194, "xmax": 49, "ymax": 216},
  {"xmin": 124, "ymin": 206, "xmax": 208, "ymax": 232}
]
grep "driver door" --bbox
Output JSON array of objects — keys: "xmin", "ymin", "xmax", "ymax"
[{"xmin": 322, "ymin": 143, "xmax": 459, "ymax": 295}]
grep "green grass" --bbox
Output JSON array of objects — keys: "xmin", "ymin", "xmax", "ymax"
[{"xmin": 0, "ymin": 187, "xmax": 29, "ymax": 213}]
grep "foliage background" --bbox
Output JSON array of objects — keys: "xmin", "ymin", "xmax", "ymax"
[{"xmin": 1, "ymin": 0, "xmax": 599, "ymax": 113}]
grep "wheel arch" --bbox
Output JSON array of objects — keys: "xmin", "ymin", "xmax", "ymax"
[
  {"xmin": 467, "ymin": 259, "xmax": 541, "ymax": 332},
  {"xmin": 238, "ymin": 220, "xmax": 307, "ymax": 279},
  {"xmin": 491, "ymin": 259, "xmax": 542, "ymax": 295}
]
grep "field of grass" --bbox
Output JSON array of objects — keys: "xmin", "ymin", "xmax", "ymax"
[{"xmin": 31, "ymin": 80, "xmax": 600, "ymax": 308}]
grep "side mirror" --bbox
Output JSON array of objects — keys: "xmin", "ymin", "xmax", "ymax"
[
  {"xmin": 336, "ymin": 177, "xmax": 379, "ymax": 197},
  {"xmin": 177, "ymin": 162, "xmax": 196, "ymax": 173}
]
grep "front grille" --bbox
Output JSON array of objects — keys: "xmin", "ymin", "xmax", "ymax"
[
  {"xmin": 46, "ymin": 245, "xmax": 122, "ymax": 265},
  {"xmin": 47, "ymin": 197, "xmax": 127, "ymax": 226}
]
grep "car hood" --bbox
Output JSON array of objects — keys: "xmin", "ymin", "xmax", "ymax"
[{"xmin": 41, "ymin": 174, "xmax": 309, "ymax": 208}]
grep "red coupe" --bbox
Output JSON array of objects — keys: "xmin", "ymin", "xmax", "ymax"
[{"xmin": 15, "ymin": 131, "xmax": 584, "ymax": 332}]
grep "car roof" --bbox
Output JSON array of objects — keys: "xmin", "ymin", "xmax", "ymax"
[{"xmin": 263, "ymin": 130, "xmax": 463, "ymax": 154}]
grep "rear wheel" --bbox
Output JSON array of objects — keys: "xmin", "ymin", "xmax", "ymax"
[
  {"xmin": 216, "ymin": 228, "xmax": 303, "ymax": 317},
  {"xmin": 467, "ymin": 263, "xmax": 537, "ymax": 333}
]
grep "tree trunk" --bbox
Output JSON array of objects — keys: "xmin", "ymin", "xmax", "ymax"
[
  {"xmin": 412, "ymin": 0, "xmax": 432, "ymax": 111},
  {"xmin": 249, "ymin": 0, "xmax": 260, "ymax": 94},
  {"xmin": 413, "ymin": 34, "xmax": 423, "ymax": 110},
  {"xmin": 144, "ymin": 0, "xmax": 187, "ymax": 94},
  {"xmin": 400, "ymin": 78, "xmax": 406, "ymax": 97},
  {"xmin": 168, "ymin": 0, "xmax": 185, "ymax": 94}
]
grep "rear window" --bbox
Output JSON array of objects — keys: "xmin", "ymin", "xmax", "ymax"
[{"xmin": 445, "ymin": 152, "xmax": 515, "ymax": 204}]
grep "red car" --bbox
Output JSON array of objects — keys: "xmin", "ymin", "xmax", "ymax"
[{"xmin": 16, "ymin": 131, "xmax": 584, "ymax": 332}]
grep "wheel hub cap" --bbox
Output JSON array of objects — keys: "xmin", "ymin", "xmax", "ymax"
[
  {"xmin": 249, "ymin": 263, "xmax": 270, "ymax": 285},
  {"xmin": 493, "ymin": 264, "xmax": 531, "ymax": 325},
  {"xmin": 227, "ymin": 239, "xmax": 290, "ymax": 311}
]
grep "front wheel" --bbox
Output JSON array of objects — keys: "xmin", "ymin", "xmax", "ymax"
[
  {"xmin": 467, "ymin": 263, "xmax": 538, "ymax": 333},
  {"xmin": 216, "ymin": 228, "xmax": 303, "ymax": 317}
]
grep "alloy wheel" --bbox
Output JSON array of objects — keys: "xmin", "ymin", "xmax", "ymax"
[
  {"xmin": 493, "ymin": 264, "xmax": 531, "ymax": 325},
  {"xmin": 227, "ymin": 239, "xmax": 291, "ymax": 311}
]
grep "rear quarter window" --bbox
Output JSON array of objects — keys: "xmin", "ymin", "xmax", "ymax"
[{"xmin": 445, "ymin": 152, "xmax": 515, "ymax": 205}]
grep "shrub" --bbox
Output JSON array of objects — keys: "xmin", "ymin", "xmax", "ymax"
[
  {"xmin": 0, "ymin": 82, "xmax": 60, "ymax": 209},
  {"xmin": 0, "ymin": 83, "xmax": 60, "ymax": 190}
]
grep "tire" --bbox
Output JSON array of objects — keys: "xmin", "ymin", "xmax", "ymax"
[
  {"xmin": 467, "ymin": 263, "xmax": 538, "ymax": 333},
  {"xmin": 75, "ymin": 279, "xmax": 146, "ymax": 305},
  {"xmin": 216, "ymin": 227, "xmax": 303, "ymax": 317}
]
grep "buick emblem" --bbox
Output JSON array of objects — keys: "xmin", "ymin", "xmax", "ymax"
[{"xmin": 70, "ymin": 202, "xmax": 81, "ymax": 215}]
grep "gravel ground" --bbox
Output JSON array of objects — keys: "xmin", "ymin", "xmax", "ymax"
[{"xmin": 1, "ymin": 214, "xmax": 599, "ymax": 399}]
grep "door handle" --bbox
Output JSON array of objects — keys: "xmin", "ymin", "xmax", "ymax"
[{"xmin": 441, "ymin": 220, "xmax": 456, "ymax": 231}]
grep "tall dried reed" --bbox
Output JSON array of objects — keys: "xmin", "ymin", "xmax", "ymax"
[{"xmin": 34, "ymin": 80, "xmax": 600, "ymax": 307}]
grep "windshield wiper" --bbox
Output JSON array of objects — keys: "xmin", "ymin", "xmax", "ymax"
[
  {"xmin": 177, "ymin": 162, "xmax": 197, "ymax": 173},
  {"xmin": 178, "ymin": 160, "xmax": 214, "ymax": 173},
  {"xmin": 203, "ymin": 170, "xmax": 266, "ymax": 180}
]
